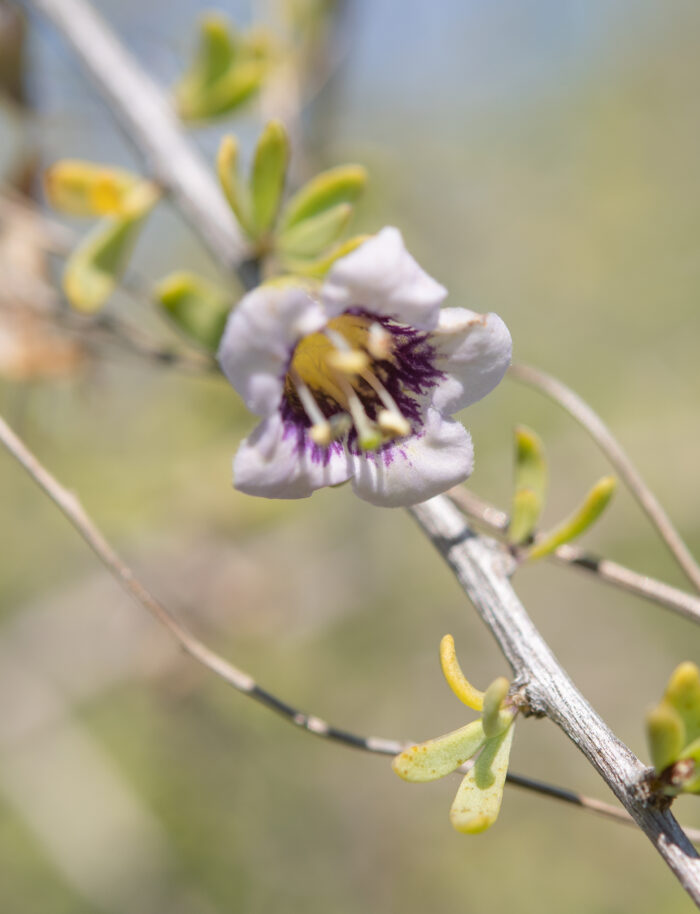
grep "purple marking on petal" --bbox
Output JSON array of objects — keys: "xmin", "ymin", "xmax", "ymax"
[
  {"xmin": 348, "ymin": 311, "xmax": 446, "ymax": 426},
  {"xmin": 280, "ymin": 413, "xmax": 344, "ymax": 466},
  {"xmin": 278, "ymin": 309, "xmax": 445, "ymax": 465}
]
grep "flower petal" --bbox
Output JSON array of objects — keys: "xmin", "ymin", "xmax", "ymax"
[
  {"xmin": 321, "ymin": 227, "xmax": 446, "ymax": 330},
  {"xmin": 234, "ymin": 413, "xmax": 353, "ymax": 499},
  {"xmin": 349, "ymin": 408, "xmax": 473, "ymax": 507},
  {"xmin": 218, "ymin": 284, "xmax": 326, "ymax": 417},
  {"xmin": 429, "ymin": 309, "xmax": 512, "ymax": 414}
]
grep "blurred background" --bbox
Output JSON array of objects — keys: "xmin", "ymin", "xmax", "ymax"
[{"xmin": 1, "ymin": 0, "xmax": 700, "ymax": 911}]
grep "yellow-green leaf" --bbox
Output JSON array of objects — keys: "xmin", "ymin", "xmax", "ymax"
[
  {"xmin": 509, "ymin": 489, "xmax": 541, "ymax": 547},
  {"xmin": 45, "ymin": 160, "xmax": 140, "ymax": 217},
  {"xmin": 481, "ymin": 676, "xmax": 513, "ymax": 739},
  {"xmin": 279, "ymin": 164, "xmax": 367, "ymax": 230},
  {"xmin": 278, "ymin": 202, "xmax": 352, "ymax": 258},
  {"xmin": 665, "ymin": 661, "xmax": 700, "ymax": 746},
  {"xmin": 62, "ymin": 183, "xmax": 158, "ymax": 312},
  {"xmin": 175, "ymin": 13, "xmax": 238, "ymax": 118},
  {"xmin": 681, "ymin": 736, "xmax": 700, "ymax": 793},
  {"xmin": 191, "ymin": 13, "xmax": 237, "ymax": 86},
  {"xmin": 509, "ymin": 426, "xmax": 547, "ymax": 544},
  {"xmin": 527, "ymin": 476, "xmax": 616, "ymax": 561},
  {"xmin": 391, "ymin": 720, "xmax": 486, "ymax": 783},
  {"xmin": 280, "ymin": 235, "xmax": 369, "ymax": 278},
  {"xmin": 184, "ymin": 58, "xmax": 267, "ymax": 121},
  {"xmin": 155, "ymin": 272, "xmax": 232, "ymax": 351},
  {"xmin": 217, "ymin": 135, "xmax": 254, "ymax": 237},
  {"xmin": 449, "ymin": 725, "xmax": 514, "ymax": 834},
  {"xmin": 250, "ymin": 120, "xmax": 289, "ymax": 236},
  {"xmin": 646, "ymin": 701, "xmax": 685, "ymax": 772}
]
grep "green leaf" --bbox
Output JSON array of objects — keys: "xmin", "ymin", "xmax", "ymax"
[
  {"xmin": 449, "ymin": 724, "xmax": 514, "ymax": 834},
  {"xmin": 481, "ymin": 676, "xmax": 513, "ymax": 739},
  {"xmin": 155, "ymin": 272, "xmax": 232, "ymax": 351},
  {"xmin": 680, "ymin": 736, "xmax": 700, "ymax": 793},
  {"xmin": 391, "ymin": 720, "xmax": 486, "ymax": 783},
  {"xmin": 279, "ymin": 164, "xmax": 367, "ymax": 231},
  {"xmin": 509, "ymin": 426, "xmax": 547, "ymax": 544},
  {"xmin": 278, "ymin": 202, "xmax": 352, "ymax": 258},
  {"xmin": 62, "ymin": 183, "xmax": 158, "ymax": 312},
  {"xmin": 187, "ymin": 58, "xmax": 267, "ymax": 121},
  {"xmin": 509, "ymin": 489, "xmax": 541, "ymax": 547},
  {"xmin": 280, "ymin": 234, "xmax": 369, "ymax": 278},
  {"xmin": 527, "ymin": 475, "xmax": 616, "ymax": 561},
  {"xmin": 250, "ymin": 120, "xmax": 289, "ymax": 236},
  {"xmin": 175, "ymin": 14, "xmax": 269, "ymax": 122},
  {"xmin": 175, "ymin": 13, "xmax": 237, "ymax": 118},
  {"xmin": 665, "ymin": 662, "xmax": 700, "ymax": 746},
  {"xmin": 192, "ymin": 14, "xmax": 238, "ymax": 87},
  {"xmin": 217, "ymin": 135, "xmax": 254, "ymax": 237},
  {"xmin": 646, "ymin": 701, "xmax": 685, "ymax": 772}
]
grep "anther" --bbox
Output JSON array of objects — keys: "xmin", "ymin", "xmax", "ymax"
[
  {"xmin": 309, "ymin": 422, "xmax": 333, "ymax": 446},
  {"xmin": 327, "ymin": 349, "xmax": 370, "ymax": 375},
  {"xmin": 323, "ymin": 327, "xmax": 370, "ymax": 376},
  {"xmin": 378, "ymin": 409, "xmax": 411, "ymax": 438},
  {"xmin": 361, "ymin": 369, "xmax": 411, "ymax": 439},
  {"xmin": 367, "ymin": 322, "xmax": 391, "ymax": 360}
]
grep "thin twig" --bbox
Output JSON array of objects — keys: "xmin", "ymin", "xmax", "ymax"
[
  {"xmin": 448, "ymin": 487, "xmax": 700, "ymax": 625},
  {"xmin": 509, "ymin": 362, "xmax": 700, "ymax": 594},
  {"xmin": 90, "ymin": 313, "xmax": 218, "ymax": 375},
  {"xmin": 2, "ymin": 409, "xmax": 699, "ymax": 846},
  {"xmin": 504, "ymin": 771, "xmax": 700, "ymax": 842},
  {"xmin": 410, "ymin": 497, "xmax": 700, "ymax": 905},
  {"xmin": 0, "ymin": 411, "xmax": 399, "ymax": 756}
]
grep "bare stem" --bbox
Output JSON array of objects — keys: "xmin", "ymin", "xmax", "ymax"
[
  {"xmin": 448, "ymin": 487, "xmax": 700, "ymax": 625},
  {"xmin": 509, "ymin": 362, "xmax": 700, "ymax": 594},
  {"xmin": 0, "ymin": 410, "xmax": 403, "ymax": 754}
]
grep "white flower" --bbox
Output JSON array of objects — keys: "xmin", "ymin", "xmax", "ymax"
[{"xmin": 218, "ymin": 227, "xmax": 512, "ymax": 507}]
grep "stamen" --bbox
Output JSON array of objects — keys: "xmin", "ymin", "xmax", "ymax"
[
  {"xmin": 327, "ymin": 349, "xmax": 370, "ymax": 375},
  {"xmin": 290, "ymin": 369, "xmax": 332, "ymax": 445},
  {"xmin": 337, "ymin": 376, "xmax": 382, "ymax": 451},
  {"xmin": 323, "ymin": 327, "xmax": 370, "ymax": 375},
  {"xmin": 309, "ymin": 423, "xmax": 333, "ymax": 446},
  {"xmin": 378, "ymin": 409, "xmax": 411, "ymax": 438},
  {"xmin": 361, "ymin": 369, "xmax": 411, "ymax": 438},
  {"xmin": 367, "ymin": 322, "xmax": 392, "ymax": 360},
  {"xmin": 311, "ymin": 413, "xmax": 353, "ymax": 446}
]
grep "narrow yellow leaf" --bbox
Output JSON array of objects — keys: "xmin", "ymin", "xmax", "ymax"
[{"xmin": 439, "ymin": 634, "xmax": 484, "ymax": 711}]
